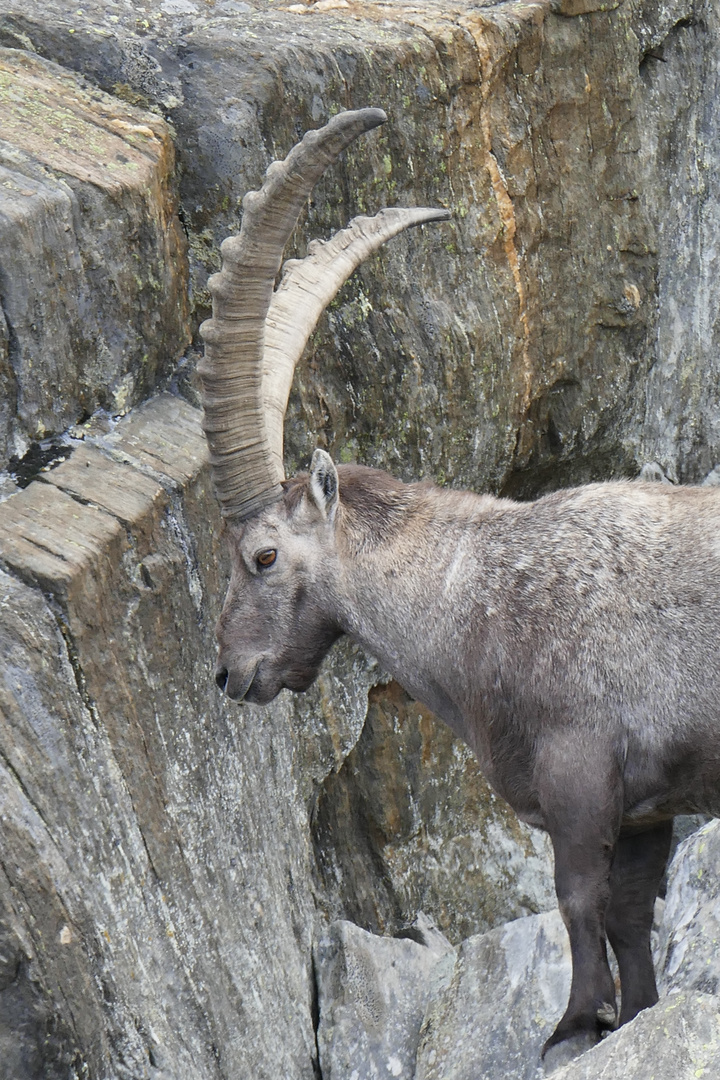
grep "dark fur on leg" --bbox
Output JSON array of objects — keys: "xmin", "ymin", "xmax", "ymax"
[{"xmin": 606, "ymin": 821, "xmax": 672, "ymax": 1026}]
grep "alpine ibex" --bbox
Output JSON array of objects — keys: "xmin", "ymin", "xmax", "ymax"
[{"xmin": 199, "ymin": 109, "xmax": 720, "ymax": 1057}]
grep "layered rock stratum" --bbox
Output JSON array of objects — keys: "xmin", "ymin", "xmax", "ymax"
[{"xmin": 0, "ymin": 1, "xmax": 718, "ymax": 1077}]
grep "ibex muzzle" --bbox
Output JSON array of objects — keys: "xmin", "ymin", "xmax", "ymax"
[{"xmin": 199, "ymin": 110, "xmax": 720, "ymax": 1060}]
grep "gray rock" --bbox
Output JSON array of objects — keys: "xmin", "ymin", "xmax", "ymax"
[
  {"xmin": 656, "ymin": 819, "xmax": 720, "ymax": 997},
  {"xmin": 637, "ymin": 1, "xmax": 720, "ymax": 484},
  {"xmin": 0, "ymin": 47, "xmax": 189, "ymax": 466},
  {"xmin": 315, "ymin": 915, "xmax": 455, "ymax": 1080},
  {"xmin": 415, "ymin": 910, "xmax": 571, "ymax": 1080},
  {"xmin": 0, "ymin": 394, "xmax": 378, "ymax": 1079},
  {"xmin": 3, "ymin": 0, "xmax": 704, "ymax": 498},
  {"xmin": 637, "ymin": 462, "xmax": 673, "ymax": 484},
  {"xmin": 550, "ymin": 993, "xmax": 720, "ymax": 1080}
]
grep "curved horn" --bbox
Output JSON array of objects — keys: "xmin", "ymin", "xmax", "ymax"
[
  {"xmin": 199, "ymin": 108, "xmax": 451, "ymax": 520},
  {"xmin": 263, "ymin": 205, "xmax": 452, "ymax": 476}
]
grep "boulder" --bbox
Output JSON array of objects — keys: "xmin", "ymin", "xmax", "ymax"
[
  {"xmin": 551, "ymin": 993, "xmax": 720, "ymax": 1080},
  {"xmin": 320, "ymin": 818, "xmax": 720, "ymax": 1080},
  {"xmin": 315, "ymin": 915, "xmax": 455, "ymax": 1080},
  {"xmin": 656, "ymin": 819, "xmax": 720, "ymax": 997},
  {"xmin": 415, "ymin": 910, "xmax": 571, "ymax": 1080}
]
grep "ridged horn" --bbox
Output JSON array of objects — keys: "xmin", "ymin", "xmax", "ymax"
[
  {"xmin": 263, "ymin": 205, "xmax": 452, "ymax": 476},
  {"xmin": 199, "ymin": 108, "xmax": 451, "ymax": 520}
]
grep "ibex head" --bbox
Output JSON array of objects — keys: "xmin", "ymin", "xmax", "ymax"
[{"xmin": 199, "ymin": 109, "xmax": 449, "ymax": 702}]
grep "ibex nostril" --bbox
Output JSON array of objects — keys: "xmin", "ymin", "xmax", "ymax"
[{"xmin": 215, "ymin": 666, "xmax": 229, "ymax": 692}]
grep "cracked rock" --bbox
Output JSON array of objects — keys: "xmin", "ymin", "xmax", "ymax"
[{"xmin": 315, "ymin": 914, "xmax": 455, "ymax": 1080}]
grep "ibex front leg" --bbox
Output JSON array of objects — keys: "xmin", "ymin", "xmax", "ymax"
[{"xmin": 535, "ymin": 735, "xmax": 623, "ymax": 1057}]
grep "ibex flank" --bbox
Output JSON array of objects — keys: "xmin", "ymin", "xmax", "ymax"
[{"xmin": 198, "ymin": 108, "xmax": 720, "ymax": 1059}]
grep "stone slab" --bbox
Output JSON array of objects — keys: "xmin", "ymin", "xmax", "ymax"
[
  {"xmin": 415, "ymin": 910, "xmax": 571, "ymax": 1080},
  {"xmin": 0, "ymin": 47, "xmax": 189, "ymax": 464},
  {"xmin": 44, "ymin": 442, "xmax": 166, "ymax": 528},
  {"xmin": 103, "ymin": 392, "xmax": 209, "ymax": 488},
  {"xmin": 316, "ymin": 916, "xmax": 455, "ymax": 1080},
  {"xmin": 0, "ymin": 480, "xmax": 123, "ymax": 590}
]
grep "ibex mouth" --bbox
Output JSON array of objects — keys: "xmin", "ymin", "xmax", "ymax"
[{"xmin": 215, "ymin": 660, "xmax": 260, "ymax": 702}]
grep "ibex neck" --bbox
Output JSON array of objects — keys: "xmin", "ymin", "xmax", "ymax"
[{"xmin": 333, "ymin": 467, "xmax": 497, "ymax": 745}]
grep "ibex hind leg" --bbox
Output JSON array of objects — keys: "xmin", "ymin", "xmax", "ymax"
[
  {"xmin": 534, "ymin": 736, "xmax": 624, "ymax": 1059},
  {"xmin": 606, "ymin": 820, "xmax": 672, "ymax": 1026}
]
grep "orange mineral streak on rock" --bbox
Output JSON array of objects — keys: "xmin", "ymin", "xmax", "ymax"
[
  {"xmin": 461, "ymin": 13, "xmax": 535, "ymax": 419},
  {"xmin": 481, "ymin": 133, "xmax": 532, "ymax": 410},
  {"xmin": 274, "ymin": 0, "xmax": 545, "ymax": 430}
]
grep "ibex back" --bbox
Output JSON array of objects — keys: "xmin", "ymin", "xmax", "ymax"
[{"xmin": 199, "ymin": 109, "xmax": 720, "ymax": 1059}]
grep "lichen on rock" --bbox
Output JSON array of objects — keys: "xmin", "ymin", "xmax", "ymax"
[{"xmin": 0, "ymin": 47, "xmax": 189, "ymax": 465}]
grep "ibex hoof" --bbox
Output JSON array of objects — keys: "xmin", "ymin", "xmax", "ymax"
[{"xmin": 541, "ymin": 1031, "xmax": 598, "ymax": 1073}]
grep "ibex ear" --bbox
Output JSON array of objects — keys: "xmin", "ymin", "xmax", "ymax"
[{"xmin": 309, "ymin": 449, "xmax": 339, "ymax": 522}]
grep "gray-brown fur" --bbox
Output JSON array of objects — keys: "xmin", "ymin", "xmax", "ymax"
[{"xmin": 215, "ymin": 458, "xmax": 720, "ymax": 1054}]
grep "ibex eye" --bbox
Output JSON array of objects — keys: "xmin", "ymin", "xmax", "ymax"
[{"xmin": 256, "ymin": 549, "xmax": 277, "ymax": 568}]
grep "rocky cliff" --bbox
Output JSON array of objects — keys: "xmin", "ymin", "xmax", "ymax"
[{"xmin": 0, "ymin": 0, "xmax": 718, "ymax": 1078}]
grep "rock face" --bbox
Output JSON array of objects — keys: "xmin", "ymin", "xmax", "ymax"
[
  {"xmin": 313, "ymin": 682, "xmax": 554, "ymax": 945},
  {"xmin": 637, "ymin": 3, "xmax": 720, "ymax": 483},
  {"xmin": 0, "ymin": 47, "xmax": 189, "ymax": 465},
  {"xmin": 0, "ymin": 395, "xmax": 379, "ymax": 1078},
  {"xmin": 0, "ymin": 1, "xmax": 719, "ymax": 1078},
  {"xmin": 4, "ymin": 0, "xmax": 719, "ymax": 497},
  {"xmin": 656, "ymin": 820, "xmax": 720, "ymax": 997}
]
